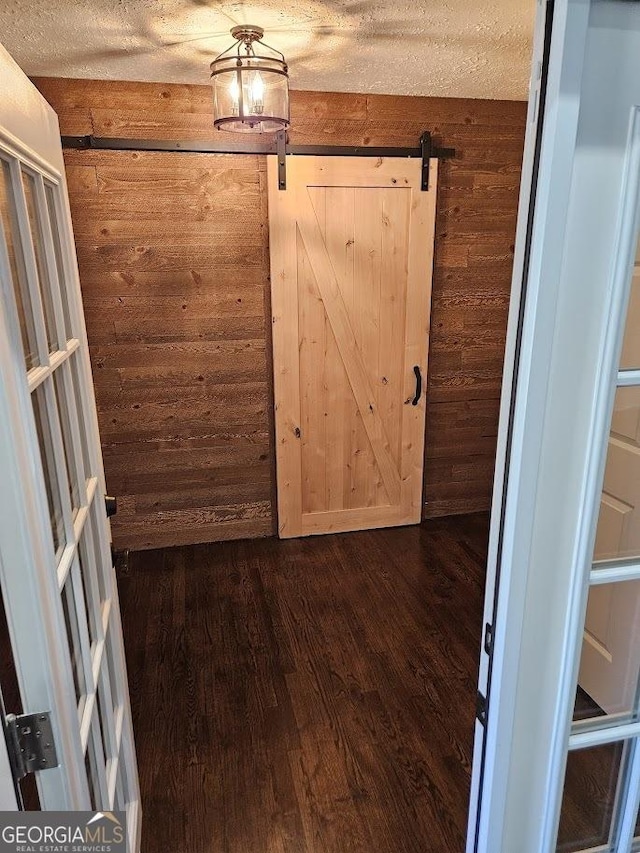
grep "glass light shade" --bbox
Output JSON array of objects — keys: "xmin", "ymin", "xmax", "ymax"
[{"xmin": 211, "ymin": 53, "xmax": 289, "ymax": 134}]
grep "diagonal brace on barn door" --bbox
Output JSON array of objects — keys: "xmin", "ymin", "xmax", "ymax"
[{"xmin": 296, "ymin": 187, "xmax": 403, "ymax": 506}]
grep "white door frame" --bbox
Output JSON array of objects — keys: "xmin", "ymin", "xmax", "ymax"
[
  {"xmin": 470, "ymin": 1, "xmax": 640, "ymax": 851},
  {"xmin": 0, "ymin": 687, "xmax": 18, "ymax": 809},
  {"xmin": 466, "ymin": 0, "xmax": 556, "ymax": 838}
]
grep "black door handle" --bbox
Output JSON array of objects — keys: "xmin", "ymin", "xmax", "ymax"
[{"xmin": 412, "ymin": 365, "xmax": 422, "ymax": 406}]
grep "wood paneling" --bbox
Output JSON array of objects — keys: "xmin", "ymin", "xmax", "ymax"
[
  {"xmin": 33, "ymin": 77, "xmax": 526, "ymax": 547},
  {"xmin": 58, "ymin": 145, "xmax": 273, "ymax": 550}
]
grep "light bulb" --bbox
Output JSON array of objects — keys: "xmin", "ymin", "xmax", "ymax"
[
  {"xmin": 251, "ymin": 72, "xmax": 264, "ymax": 114},
  {"xmin": 229, "ymin": 75, "xmax": 240, "ymax": 115}
]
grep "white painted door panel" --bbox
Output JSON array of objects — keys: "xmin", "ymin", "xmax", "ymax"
[{"xmin": 0, "ymin": 42, "xmax": 140, "ymax": 849}]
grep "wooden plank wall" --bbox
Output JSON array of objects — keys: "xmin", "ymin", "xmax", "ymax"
[{"xmin": 33, "ymin": 78, "xmax": 526, "ymax": 550}]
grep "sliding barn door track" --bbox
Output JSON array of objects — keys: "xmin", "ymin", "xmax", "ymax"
[{"xmin": 61, "ymin": 131, "xmax": 455, "ymax": 191}]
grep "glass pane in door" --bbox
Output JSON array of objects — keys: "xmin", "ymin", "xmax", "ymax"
[
  {"xmin": 32, "ymin": 382, "xmax": 66, "ymax": 559},
  {"xmin": 573, "ymin": 578, "xmax": 640, "ymax": 726},
  {"xmin": 556, "ymin": 741, "xmax": 627, "ymax": 852},
  {"xmin": 115, "ymin": 746, "xmax": 130, "ymax": 811},
  {"xmin": 85, "ymin": 736, "xmax": 99, "ymax": 811},
  {"xmin": 44, "ymin": 182, "xmax": 73, "ymax": 341},
  {"xmin": 619, "ymin": 233, "xmax": 640, "ymax": 369},
  {"xmin": 591, "ymin": 387, "xmax": 640, "ymax": 563},
  {"xmin": 77, "ymin": 542, "xmax": 99, "ymax": 649},
  {"xmin": 21, "ymin": 169, "xmax": 58, "ymax": 353},
  {"xmin": 69, "ymin": 353, "xmax": 93, "ymax": 484},
  {"xmin": 0, "ymin": 159, "xmax": 38, "ymax": 370},
  {"xmin": 53, "ymin": 365, "xmax": 83, "ymax": 515},
  {"xmin": 61, "ymin": 577, "xmax": 87, "ymax": 713}
]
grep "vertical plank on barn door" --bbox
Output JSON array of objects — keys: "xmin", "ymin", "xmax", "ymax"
[
  {"xmin": 324, "ymin": 187, "xmax": 353, "ymax": 511},
  {"xmin": 268, "ymin": 156, "xmax": 437, "ymax": 538},
  {"xmin": 268, "ymin": 164, "xmax": 303, "ymax": 535}
]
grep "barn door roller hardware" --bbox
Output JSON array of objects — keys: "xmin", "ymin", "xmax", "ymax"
[
  {"xmin": 270, "ymin": 129, "xmax": 452, "ymax": 191},
  {"xmin": 61, "ymin": 132, "xmax": 455, "ymax": 191}
]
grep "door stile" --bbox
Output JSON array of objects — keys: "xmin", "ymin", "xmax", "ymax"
[
  {"xmin": 108, "ymin": 575, "xmax": 141, "ymax": 845},
  {"xmin": 468, "ymin": 3, "xmax": 640, "ymax": 851},
  {"xmin": 268, "ymin": 155, "xmax": 304, "ymax": 537},
  {"xmin": 401, "ymin": 158, "xmax": 437, "ymax": 518},
  {"xmin": 615, "ymin": 737, "xmax": 640, "ymax": 851}
]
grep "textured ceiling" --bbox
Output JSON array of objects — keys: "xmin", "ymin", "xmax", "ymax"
[{"xmin": 0, "ymin": 0, "xmax": 535, "ymax": 100}]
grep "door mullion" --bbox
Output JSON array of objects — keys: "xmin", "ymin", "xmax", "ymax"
[
  {"xmin": 570, "ymin": 721, "xmax": 640, "ymax": 750},
  {"xmin": 71, "ymin": 478, "xmax": 97, "ymax": 552},
  {"xmin": 614, "ymin": 739, "xmax": 640, "ymax": 853},
  {"xmin": 27, "ymin": 339, "xmax": 80, "ymax": 393},
  {"xmin": 617, "ymin": 370, "xmax": 640, "ymax": 387},
  {"xmin": 590, "ymin": 559, "xmax": 640, "ymax": 585},
  {"xmin": 8, "ymin": 158, "xmax": 49, "ymax": 367}
]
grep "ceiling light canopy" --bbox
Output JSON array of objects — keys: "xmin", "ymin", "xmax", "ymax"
[{"xmin": 210, "ymin": 25, "xmax": 290, "ymax": 134}]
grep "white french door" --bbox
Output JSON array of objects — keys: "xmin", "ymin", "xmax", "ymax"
[
  {"xmin": 0, "ymin": 43, "xmax": 140, "ymax": 848},
  {"xmin": 469, "ymin": 1, "xmax": 640, "ymax": 851}
]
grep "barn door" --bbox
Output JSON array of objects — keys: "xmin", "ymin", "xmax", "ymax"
[{"xmin": 268, "ymin": 155, "xmax": 437, "ymax": 538}]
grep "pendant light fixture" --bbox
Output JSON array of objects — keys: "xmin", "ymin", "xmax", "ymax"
[{"xmin": 210, "ymin": 25, "xmax": 290, "ymax": 133}]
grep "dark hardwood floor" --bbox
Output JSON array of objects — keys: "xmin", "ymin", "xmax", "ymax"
[{"xmin": 118, "ymin": 514, "xmax": 490, "ymax": 853}]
